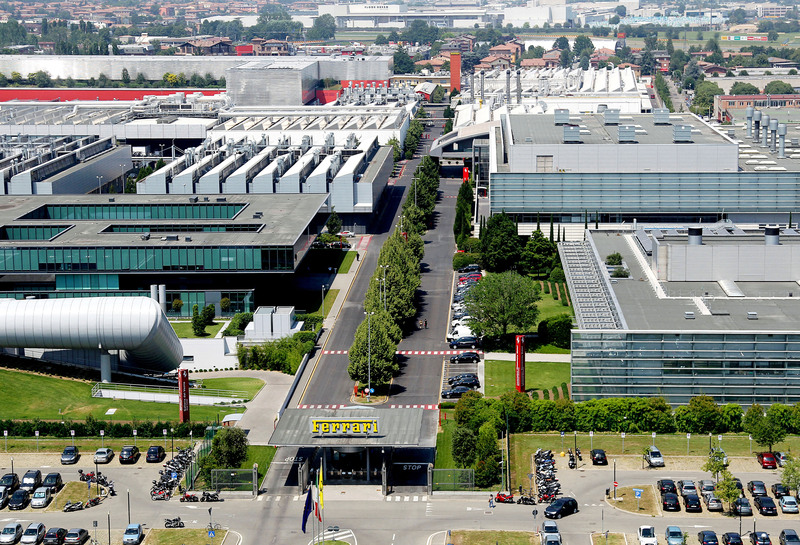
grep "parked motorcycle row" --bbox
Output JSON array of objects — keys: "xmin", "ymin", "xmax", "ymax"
[
  {"xmin": 77, "ymin": 469, "xmax": 116, "ymax": 495},
  {"xmin": 567, "ymin": 446, "xmax": 582, "ymax": 470},
  {"xmin": 151, "ymin": 448, "xmax": 193, "ymax": 501},
  {"xmin": 533, "ymin": 448, "xmax": 562, "ymax": 503}
]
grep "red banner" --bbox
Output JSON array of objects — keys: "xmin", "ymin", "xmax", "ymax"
[
  {"xmin": 178, "ymin": 369, "xmax": 190, "ymax": 423},
  {"xmin": 515, "ymin": 335, "xmax": 526, "ymax": 393},
  {"xmin": 462, "ymin": 167, "xmax": 469, "ymax": 182}
]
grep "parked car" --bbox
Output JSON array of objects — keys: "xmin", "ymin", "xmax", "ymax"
[
  {"xmin": 449, "ymin": 351, "xmax": 480, "ymax": 364},
  {"xmin": 775, "ymin": 452, "xmax": 789, "ymax": 467},
  {"xmin": 458, "ymin": 264, "xmax": 481, "ymax": 274},
  {"xmin": 733, "ymin": 497, "xmax": 753, "ymax": 516},
  {"xmin": 450, "ymin": 377, "xmax": 480, "ymax": 389},
  {"xmin": 684, "ymin": 494, "xmax": 702, "ymax": 512},
  {"xmin": 750, "ymin": 532, "xmax": 771, "ymax": 545},
  {"xmin": 703, "ymin": 492, "xmax": 723, "ymax": 512},
  {"xmin": 63, "ymin": 530, "xmax": 89, "ymax": 545},
  {"xmin": 666, "ymin": 527, "xmax": 684, "ymax": 545},
  {"xmin": 451, "ymin": 315, "xmax": 473, "ymax": 327},
  {"xmin": 448, "ymin": 373, "xmax": 478, "ymax": 386},
  {"xmin": 441, "ymin": 386, "xmax": 473, "ymax": 399},
  {"xmin": 0, "ymin": 523, "xmax": 23, "ymax": 545},
  {"xmin": 20, "ymin": 523, "xmax": 45, "ymax": 545},
  {"xmin": 699, "ymin": 479, "xmax": 716, "ymax": 493},
  {"xmin": 42, "ymin": 473, "xmax": 62, "ymax": 494},
  {"xmin": 748, "ymin": 480, "xmax": 767, "ymax": 496},
  {"xmin": 540, "ymin": 521, "xmax": 560, "ymax": 542},
  {"xmin": 20, "ymin": 470, "xmax": 41, "ymax": 493},
  {"xmin": 779, "ymin": 495, "xmax": 799, "ymax": 513},
  {"xmin": 754, "ymin": 495, "xmax": 777, "ymax": 515},
  {"xmin": 0, "ymin": 487, "xmax": 8, "ymax": 510},
  {"xmin": 723, "ymin": 534, "xmax": 744, "ymax": 545},
  {"xmin": 339, "ymin": 231, "xmax": 355, "ymax": 238},
  {"xmin": 662, "ymin": 493, "xmax": 680, "ymax": 511},
  {"xmin": 733, "ymin": 478, "xmax": 744, "ymax": 493},
  {"xmin": 119, "ymin": 446, "xmax": 139, "ymax": 464},
  {"xmin": 543, "ymin": 536, "xmax": 560, "ymax": 545},
  {"xmin": 42, "ymin": 529, "xmax": 67, "ymax": 545},
  {"xmin": 93, "ymin": 448, "xmax": 114, "ymax": 464},
  {"xmin": 590, "ymin": 449, "xmax": 608, "ymax": 465},
  {"xmin": 638, "ymin": 527, "xmax": 657, "ymax": 545},
  {"xmin": 657, "ymin": 479, "xmax": 677, "ymax": 495},
  {"xmin": 146, "ymin": 446, "xmax": 165, "ymax": 463},
  {"xmin": 771, "ymin": 483, "xmax": 789, "ymax": 498},
  {"xmin": 8, "ymin": 490, "xmax": 29, "ymax": 510},
  {"xmin": 544, "ymin": 497, "xmax": 579, "ymax": 519},
  {"xmin": 780, "ymin": 530, "xmax": 800, "ymax": 545},
  {"xmin": 677, "ymin": 480, "xmax": 697, "ymax": 497},
  {"xmin": 122, "ymin": 525, "xmax": 144, "ymax": 545},
  {"xmin": 60, "ymin": 447, "xmax": 79, "ymax": 465},
  {"xmin": 709, "ymin": 447, "xmax": 729, "ymax": 466},
  {"xmin": 30, "ymin": 487, "xmax": 51, "ymax": 508},
  {"xmin": 0, "ymin": 474, "xmax": 18, "ymax": 493},
  {"xmin": 698, "ymin": 531, "xmax": 719, "ymax": 545},
  {"xmin": 644, "ymin": 446, "xmax": 664, "ymax": 467},
  {"xmin": 449, "ymin": 336, "xmax": 479, "ymax": 349},
  {"xmin": 757, "ymin": 452, "xmax": 778, "ymax": 469}
]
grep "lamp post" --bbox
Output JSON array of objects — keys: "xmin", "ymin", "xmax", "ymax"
[
  {"xmin": 127, "ymin": 489, "xmax": 130, "ymax": 524},
  {"xmin": 96, "ymin": 175, "xmax": 104, "ymax": 194},
  {"xmin": 321, "ymin": 283, "xmax": 328, "ymax": 322},
  {"xmin": 364, "ymin": 311, "xmax": 374, "ymax": 401},
  {"xmin": 170, "ymin": 428, "xmax": 174, "ymax": 459}
]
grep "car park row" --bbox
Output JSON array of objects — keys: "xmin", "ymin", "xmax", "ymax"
[{"xmin": 442, "ymin": 266, "xmax": 483, "ymax": 400}]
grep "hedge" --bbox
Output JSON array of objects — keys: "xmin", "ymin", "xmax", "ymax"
[{"xmin": 0, "ymin": 417, "xmax": 209, "ymax": 438}]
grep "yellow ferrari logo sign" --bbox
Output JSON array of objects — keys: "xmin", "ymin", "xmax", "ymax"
[{"xmin": 309, "ymin": 418, "xmax": 380, "ymax": 436}]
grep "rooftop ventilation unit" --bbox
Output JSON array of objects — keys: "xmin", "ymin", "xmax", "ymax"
[
  {"xmin": 604, "ymin": 109, "xmax": 620, "ymax": 125},
  {"xmin": 747, "ymin": 312, "xmax": 758, "ymax": 320},
  {"xmin": 653, "ymin": 108, "xmax": 671, "ymax": 125},
  {"xmin": 684, "ymin": 311, "xmax": 695, "ymax": 319},
  {"xmin": 563, "ymin": 125, "xmax": 581, "ymax": 143},
  {"xmin": 618, "ymin": 125, "xmax": 637, "ymax": 143},
  {"xmin": 554, "ymin": 109, "xmax": 570, "ymax": 125},
  {"xmin": 673, "ymin": 125, "xmax": 693, "ymax": 143}
]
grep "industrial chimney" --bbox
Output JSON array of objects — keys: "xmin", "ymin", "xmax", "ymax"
[
  {"xmin": 516, "ymin": 70, "xmax": 522, "ymax": 104},
  {"xmin": 688, "ymin": 227, "xmax": 703, "ymax": 245},
  {"xmin": 765, "ymin": 226, "xmax": 781, "ymax": 246},
  {"xmin": 505, "ymin": 69, "xmax": 511, "ymax": 104},
  {"xmin": 753, "ymin": 110, "xmax": 762, "ymax": 142},
  {"xmin": 770, "ymin": 118, "xmax": 779, "ymax": 152},
  {"xmin": 480, "ymin": 70, "xmax": 485, "ymax": 105},
  {"xmin": 745, "ymin": 106, "xmax": 754, "ymax": 139},
  {"xmin": 779, "ymin": 123, "xmax": 787, "ymax": 158}
]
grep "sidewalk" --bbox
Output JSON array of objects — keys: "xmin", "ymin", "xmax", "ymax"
[
  {"xmin": 321, "ymin": 237, "xmax": 370, "ymax": 330},
  {"xmin": 484, "ymin": 352, "xmax": 570, "ymax": 362}
]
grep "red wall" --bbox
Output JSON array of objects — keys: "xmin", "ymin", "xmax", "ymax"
[
  {"xmin": 450, "ymin": 52, "xmax": 461, "ymax": 92},
  {"xmin": 316, "ymin": 89, "xmax": 341, "ymax": 104},
  {"xmin": 0, "ymin": 88, "xmax": 225, "ymax": 102}
]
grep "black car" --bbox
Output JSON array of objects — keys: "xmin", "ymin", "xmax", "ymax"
[
  {"xmin": 754, "ymin": 496, "xmax": 777, "ymax": 515},
  {"xmin": 43, "ymin": 529, "xmax": 67, "ymax": 545},
  {"xmin": 8, "ymin": 489, "xmax": 29, "ymax": 510},
  {"xmin": 723, "ymin": 533, "xmax": 744, "ymax": 545},
  {"xmin": 748, "ymin": 480, "xmax": 767, "ymax": 497},
  {"xmin": 684, "ymin": 494, "xmax": 702, "ymax": 512},
  {"xmin": 448, "ymin": 372, "xmax": 478, "ymax": 385},
  {"xmin": 771, "ymin": 483, "xmax": 789, "ymax": 498},
  {"xmin": 657, "ymin": 479, "xmax": 677, "ymax": 495},
  {"xmin": 146, "ymin": 445, "xmax": 165, "ymax": 463},
  {"xmin": 119, "ymin": 445, "xmax": 140, "ymax": 464},
  {"xmin": 441, "ymin": 386, "xmax": 473, "ymax": 399},
  {"xmin": 42, "ymin": 472, "xmax": 63, "ymax": 493},
  {"xmin": 781, "ymin": 531, "xmax": 800, "ymax": 545},
  {"xmin": 662, "ymin": 492, "xmax": 680, "ymax": 511},
  {"xmin": 699, "ymin": 532, "xmax": 720, "ymax": 545},
  {"xmin": 544, "ymin": 497, "xmax": 579, "ymax": 519},
  {"xmin": 449, "ymin": 336, "xmax": 479, "ymax": 349},
  {"xmin": 450, "ymin": 352, "xmax": 480, "ymax": 364},
  {"xmin": 0, "ymin": 473, "xmax": 19, "ymax": 493},
  {"xmin": 458, "ymin": 264, "xmax": 481, "ymax": 274},
  {"xmin": 451, "ymin": 378, "xmax": 480, "ymax": 389},
  {"xmin": 590, "ymin": 449, "xmax": 607, "ymax": 465},
  {"xmin": 60, "ymin": 446, "xmax": 79, "ymax": 465},
  {"xmin": 63, "ymin": 529, "xmax": 89, "ymax": 545},
  {"xmin": 750, "ymin": 533, "xmax": 771, "ymax": 545},
  {"xmin": 20, "ymin": 470, "xmax": 41, "ymax": 493},
  {"xmin": 733, "ymin": 497, "xmax": 753, "ymax": 516}
]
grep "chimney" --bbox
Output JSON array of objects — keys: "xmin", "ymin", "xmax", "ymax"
[
  {"xmin": 761, "ymin": 114, "xmax": 770, "ymax": 147},
  {"xmin": 765, "ymin": 226, "xmax": 780, "ymax": 246},
  {"xmin": 753, "ymin": 110, "xmax": 762, "ymax": 142},
  {"xmin": 770, "ymin": 118, "xmax": 779, "ymax": 152},
  {"xmin": 505, "ymin": 69, "xmax": 511, "ymax": 104},
  {"xmin": 688, "ymin": 226, "xmax": 703, "ymax": 245},
  {"xmin": 746, "ymin": 106, "xmax": 754, "ymax": 139},
  {"xmin": 779, "ymin": 123, "xmax": 787, "ymax": 158},
  {"xmin": 516, "ymin": 69, "xmax": 522, "ymax": 104},
  {"xmin": 480, "ymin": 70, "xmax": 485, "ymax": 104},
  {"xmin": 449, "ymin": 51, "xmax": 461, "ymax": 93}
]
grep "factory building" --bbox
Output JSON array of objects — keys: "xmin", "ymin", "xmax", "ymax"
[{"xmin": 563, "ymin": 226, "xmax": 800, "ymax": 407}]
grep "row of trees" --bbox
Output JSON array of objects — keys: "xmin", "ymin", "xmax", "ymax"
[
  {"xmin": 403, "ymin": 108, "xmax": 426, "ymax": 159},
  {"xmin": 0, "ymin": 70, "xmax": 225, "ymax": 89},
  {"xmin": 237, "ymin": 333, "xmax": 316, "ymax": 374},
  {"xmin": 453, "ymin": 179, "xmax": 473, "ymax": 248},
  {"xmin": 0, "ymin": 416, "xmax": 209, "ymax": 438}
]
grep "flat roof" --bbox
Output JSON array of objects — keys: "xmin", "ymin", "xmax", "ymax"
[
  {"xmin": 584, "ymin": 230, "xmax": 800, "ymax": 331},
  {"xmin": 269, "ymin": 408, "xmax": 438, "ymax": 448},
  {"xmin": 0, "ymin": 194, "xmax": 327, "ymax": 247}
]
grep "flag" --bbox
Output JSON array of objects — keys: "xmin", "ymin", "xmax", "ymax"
[
  {"xmin": 312, "ymin": 475, "xmax": 321, "ymax": 521},
  {"xmin": 318, "ymin": 462, "xmax": 324, "ymax": 512},
  {"xmin": 301, "ymin": 486, "xmax": 313, "ymax": 533}
]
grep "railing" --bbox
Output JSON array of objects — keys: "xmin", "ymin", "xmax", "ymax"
[{"xmin": 91, "ymin": 382, "xmax": 247, "ymax": 399}]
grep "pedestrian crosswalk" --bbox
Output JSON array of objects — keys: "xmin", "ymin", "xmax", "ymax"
[
  {"xmin": 297, "ymin": 404, "xmax": 438, "ymax": 410},
  {"xmin": 297, "ymin": 404, "xmax": 348, "ymax": 409},
  {"xmin": 385, "ymin": 495, "xmax": 428, "ymax": 502},
  {"xmin": 322, "ymin": 349, "xmax": 484, "ymax": 356}
]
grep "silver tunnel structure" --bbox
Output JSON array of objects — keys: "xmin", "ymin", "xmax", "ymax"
[{"xmin": 0, "ymin": 297, "xmax": 183, "ymax": 381}]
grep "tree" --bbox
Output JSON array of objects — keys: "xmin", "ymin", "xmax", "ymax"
[
  {"xmin": 730, "ymin": 81, "xmax": 761, "ymax": 95},
  {"xmin": 716, "ymin": 470, "xmax": 741, "ymax": 513},
  {"xmin": 615, "ymin": 5, "xmax": 626, "ymax": 16},
  {"xmin": 387, "ymin": 137, "xmax": 401, "ymax": 163},
  {"xmin": 764, "ymin": 80, "xmax": 795, "ymax": 94},
  {"xmin": 220, "ymin": 297, "xmax": 231, "ymax": 313},
  {"xmin": 121, "ymin": 68, "xmax": 131, "ymax": 85},
  {"xmin": 393, "ymin": 47, "xmax": 414, "ymax": 74},
  {"xmin": 673, "ymin": 395, "xmax": 721, "ymax": 433},
  {"xmin": 191, "ymin": 304, "xmax": 205, "ymax": 336},
  {"xmin": 326, "ymin": 209, "xmax": 342, "ymax": 236},
  {"xmin": 691, "ymin": 80, "xmax": 723, "ymax": 115},
  {"xmin": 375, "ymin": 34, "xmax": 388, "ymax": 45},
  {"xmin": 308, "ymin": 13, "xmax": 336, "ymax": 40},
  {"xmin": 702, "ymin": 448, "xmax": 727, "ymax": 482},
  {"xmin": 782, "ymin": 455, "xmax": 800, "ymax": 495},
  {"xmin": 609, "ymin": 15, "xmax": 620, "ymax": 25},
  {"xmin": 171, "ymin": 299, "xmax": 183, "ymax": 314},
  {"xmin": 751, "ymin": 416, "xmax": 787, "ymax": 453},
  {"xmin": 452, "ymin": 427, "xmax": 477, "ymax": 467},
  {"xmin": 201, "ymin": 304, "xmax": 216, "ymax": 326},
  {"xmin": 606, "ymin": 252, "xmax": 622, "ymax": 265},
  {"xmin": 573, "ymin": 35, "xmax": 594, "ymax": 57},
  {"xmin": 347, "ymin": 313, "xmax": 398, "ymax": 388},
  {"xmin": 521, "ymin": 230, "xmax": 557, "ymax": 277},
  {"xmin": 553, "ymin": 36, "xmax": 570, "ymax": 51},
  {"xmin": 430, "ymin": 85, "xmax": 446, "ymax": 103},
  {"xmin": 768, "ymin": 30, "xmax": 779, "ymax": 42},
  {"xmin": 559, "ymin": 48, "xmax": 572, "ymax": 68},
  {"xmin": 210, "ymin": 427, "xmax": 249, "ymax": 467},
  {"xmin": 464, "ymin": 271, "xmax": 540, "ymax": 336},
  {"xmin": 481, "ymin": 212, "xmax": 522, "ymax": 272}
]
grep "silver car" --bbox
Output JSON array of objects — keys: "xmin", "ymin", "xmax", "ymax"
[
  {"xmin": 30, "ymin": 487, "xmax": 51, "ymax": 509},
  {"xmin": 780, "ymin": 495, "xmax": 799, "ymax": 513},
  {"xmin": 20, "ymin": 524, "xmax": 45, "ymax": 545},
  {"xmin": 0, "ymin": 524, "xmax": 23, "ymax": 545},
  {"xmin": 0, "ymin": 487, "xmax": 7, "ymax": 510},
  {"xmin": 93, "ymin": 448, "xmax": 114, "ymax": 464},
  {"xmin": 703, "ymin": 492, "xmax": 723, "ymax": 511}
]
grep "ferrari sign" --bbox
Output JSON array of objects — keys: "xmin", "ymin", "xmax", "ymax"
[{"xmin": 309, "ymin": 418, "xmax": 380, "ymax": 436}]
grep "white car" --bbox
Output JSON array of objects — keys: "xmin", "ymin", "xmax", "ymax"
[
  {"xmin": 780, "ymin": 495, "xmax": 799, "ymax": 513},
  {"xmin": 20, "ymin": 524, "xmax": 45, "ymax": 545},
  {"xmin": 94, "ymin": 447, "xmax": 114, "ymax": 463},
  {"xmin": 451, "ymin": 315, "xmax": 474, "ymax": 328},
  {"xmin": 339, "ymin": 231, "xmax": 355, "ymax": 237},
  {"xmin": 30, "ymin": 487, "xmax": 51, "ymax": 508},
  {"xmin": 0, "ymin": 523, "xmax": 22, "ymax": 545},
  {"xmin": 638, "ymin": 526, "xmax": 657, "ymax": 545}
]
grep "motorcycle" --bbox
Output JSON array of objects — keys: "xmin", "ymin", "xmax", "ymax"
[
  {"xmin": 78, "ymin": 469, "xmax": 95, "ymax": 482},
  {"xmin": 151, "ymin": 489, "xmax": 170, "ymax": 501},
  {"xmin": 179, "ymin": 492, "xmax": 199, "ymax": 503},
  {"xmin": 85, "ymin": 497, "xmax": 101, "ymax": 508},
  {"xmin": 495, "ymin": 492, "xmax": 515, "ymax": 504},
  {"xmin": 164, "ymin": 517, "xmax": 184, "ymax": 529},
  {"xmin": 200, "ymin": 491, "xmax": 221, "ymax": 502},
  {"xmin": 63, "ymin": 500, "xmax": 83, "ymax": 512},
  {"xmin": 517, "ymin": 495, "xmax": 536, "ymax": 505}
]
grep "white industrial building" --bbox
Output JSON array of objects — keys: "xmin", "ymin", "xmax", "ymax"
[{"xmin": 318, "ymin": 3, "xmax": 500, "ymax": 28}]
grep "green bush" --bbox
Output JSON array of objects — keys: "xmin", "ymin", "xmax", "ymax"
[
  {"xmin": 606, "ymin": 252, "xmax": 623, "ymax": 266},
  {"xmin": 297, "ymin": 313, "xmax": 323, "ymax": 331},
  {"xmin": 537, "ymin": 314, "xmax": 573, "ymax": 349},
  {"xmin": 453, "ymin": 252, "xmax": 481, "ymax": 271},
  {"xmin": 552, "ymin": 386, "xmax": 560, "ymax": 400},
  {"xmin": 222, "ymin": 312, "xmax": 254, "ymax": 336},
  {"xmin": 293, "ymin": 331, "xmax": 317, "ymax": 343},
  {"xmin": 611, "ymin": 267, "xmax": 630, "ymax": 278},
  {"xmin": 439, "ymin": 402, "xmax": 456, "ymax": 409},
  {"xmin": 460, "ymin": 237, "xmax": 481, "ymax": 253},
  {"xmin": 543, "ymin": 389, "xmax": 550, "ymax": 400}
]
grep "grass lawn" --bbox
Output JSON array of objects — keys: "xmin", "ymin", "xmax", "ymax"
[
  {"xmin": 198, "ymin": 377, "xmax": 264, "ymax": 399},
  {"xmin": 144, "ymin": 529, "xmax": 227, "ymax": 545},
  {"xmin": 0, "ymin": 368, "xmax": 241, "ymax": 423},
  {"xmin": 450, "ymin": 530, "xmax": 539, "ymax": 545},
  {"xmin": 47, "ymin": 480, "xmax": 107, "ymax": 511},
  {"xmin": 591, "ymin": 533, "xmax": 626, "ymax": 545},
  {"xmin": 241, "ymin": 445, "xmax": 278, "ymax": 485},
  {"xmin": 612, "ymin": 485, "xmax": 659, "ymax": 516},
  {"xmin": 532, "ymin": 344, "xmax": 570, "ymax": 354},
  {"xmin": 484, "ymin": 360, "xmax": 570, "ymax": 397},
  {"xmin": 434, "ymin": 411, "xmax": 457, "ymax": 469},
  {"xmin": 339, "ymin": 251, "xmax": 357, "ymax": 274},
  {"xmin": 536, "ymin": 293, "xmax": 573, "ymax": 323},
  {"xmin": 171, "ymin": 321, "xmax": 225, "ymax": 338}
]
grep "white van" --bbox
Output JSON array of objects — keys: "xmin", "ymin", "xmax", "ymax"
[{"xmin": 447, "ymin": 325, "xmax": 474, "ymax": 341}]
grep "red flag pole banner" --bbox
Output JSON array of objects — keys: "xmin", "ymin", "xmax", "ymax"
[
  {"xmin": 515, "ymin": 335, "xmax": 526, "ymax": 393},
  {"xmin": 178, "ymin": 369, "xmax": 190, "ymax": 423}
]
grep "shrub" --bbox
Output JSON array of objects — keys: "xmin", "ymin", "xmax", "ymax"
[
  {"xmin": 297, "ymin": 313, "xmax": 323, "ymax": 331},
  {"xmin": 606, "ymin": 252, "xmax": 623, "ymax": 266},
  {"xmin": 537, "ymin": 314, "xmax": 573, "ymax": 349},
  {"xmin": 222, "ymin": 312, "xmax": 253, "ymax": 336},
  {"xmin": 219, "ymin": 297, "xmax": 231, "ymax": 313},
  {"xmin": 460, "ymin": 237, "xmax": 482, "ymax": 253},
  {"xmin": 293, "ymin": 331, "xmax": 317, "ymax": 343},
  {"xmin": 611, "ymin": 267, "xmax": 630, "ymax": 278},
  {"xmin": 171, "ymin": 299, "xmax": 184, "ymax": 313},
  {"xmin": 453, "ymin": 252, "xmax": 482, "ymax": 271}
]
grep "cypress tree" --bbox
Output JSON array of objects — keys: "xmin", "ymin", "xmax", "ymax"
[
  {"xmin": 556, "ymin": 225, "xmax": 561, "ymax": 243},
  {"xmin": 536, "ymin": 212, "xmax": 541, "ymax": 232},
  {"xmin": 790, "ymin": 211, "xmax": 794, "ymax": 229},
  {"xmin": 595, "ymin": 211, "xmax": 599, "ymax": 229},
  {"xmin": 549, "ymin": 214, "xmax": 554, "ymax": 242},
  {"xmin": 584, "ymin": 209, "xmax": 588, "ymax": 230}
]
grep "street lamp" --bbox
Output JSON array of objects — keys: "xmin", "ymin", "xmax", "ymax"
[
  {"xmin": 364, "ymin": 311, "xmax": 375, "ymax": 401},
  {"xmin": 321, "ymin": 283, "xmax": 328, "ymax": 322},
  {"xmin": 96, "ymin": 175, "xmax": 104, "ymax": 194},
  {"xmin": 170, "ymin": 428, "xmax": 174, "ymax": 459}
]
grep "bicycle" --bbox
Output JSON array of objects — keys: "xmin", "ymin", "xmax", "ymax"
[{"xmin": 206, "ymin": 523, "xmax": 222, "ymax": 531}]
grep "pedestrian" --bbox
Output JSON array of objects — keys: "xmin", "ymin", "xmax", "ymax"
[
  {"xmin": 489, "ymin": 494, "xmax": 494, "ymax": 508},
  {"xmin": 356, "ymin": 252, "xmax": 360, "ymax": 261},
  {"xmin": 424, "ymin": 319, "xmax": 428, "ymax": 329}
]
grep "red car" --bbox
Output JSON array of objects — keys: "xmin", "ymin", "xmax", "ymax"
[{"xmin": 757, "ymin": 452, "xmax": 777, "ymax": 469}]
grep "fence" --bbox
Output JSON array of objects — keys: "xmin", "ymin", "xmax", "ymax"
[
  {"xmin": 210, "ymin": 467, "xmax": 258, "ymax": 494},
  {"xmin": 431, "ymin": 468, "xmax": 474, "ymax": 492},
  {"xmin": 184, "ymin": 426, "xmax": 219, "ymax": 490}
]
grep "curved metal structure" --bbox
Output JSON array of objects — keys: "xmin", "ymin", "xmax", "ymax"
[{"xmin": 0, "ymin": 297, "xmax": 183, "ymax": 372}]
